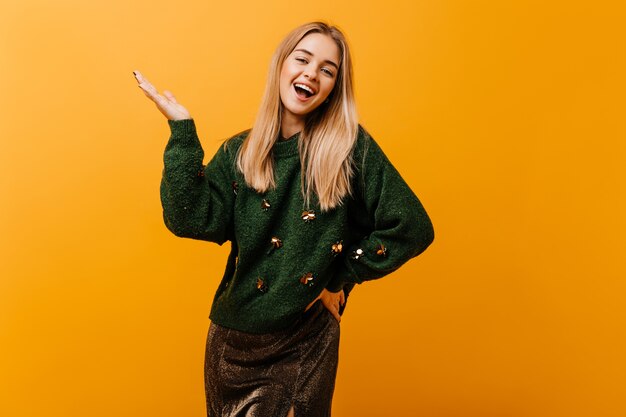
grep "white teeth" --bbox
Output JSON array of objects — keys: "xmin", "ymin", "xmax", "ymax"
[{"xmin": 294, "ymin": 83, "xmax": 315, "ymax": 95}]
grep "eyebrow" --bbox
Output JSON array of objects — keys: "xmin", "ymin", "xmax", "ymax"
[{"xmin": 293, "ymin": 48, "xmax": 339, "ymax": 70}]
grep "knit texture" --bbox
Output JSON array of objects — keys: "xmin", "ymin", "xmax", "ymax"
[{"xmin": 161, "ymin": 119, "xmax": 434, "ymax": 333}]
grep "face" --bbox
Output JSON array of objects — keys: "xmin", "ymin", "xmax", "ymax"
[{"xmin": 279, "ymin": 32, "xmax": 341, "ymax": 121}]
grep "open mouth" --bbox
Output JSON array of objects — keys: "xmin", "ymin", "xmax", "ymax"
[{"xmin": 293, "ymin": 83, "xmax": 315, "ymax": 99}]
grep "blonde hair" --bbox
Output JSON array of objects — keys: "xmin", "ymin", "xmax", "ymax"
[{"xmin": 235, "ymin": 21, "xmax": 359, "ymax": 212}]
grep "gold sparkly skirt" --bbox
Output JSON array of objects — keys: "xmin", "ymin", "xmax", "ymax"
[{"xmin": 204, "ymin": 300, "xmax": 340, "ymax": 417}]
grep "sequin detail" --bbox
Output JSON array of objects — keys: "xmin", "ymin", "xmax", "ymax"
[
  {"xmin": 299, "ymin": 272, "xmax": 315, "ymax": 286},
  {"xmin": 267, "ymin": 236, "xmax": 283, "ymax": 254},
  {"xmin": 256, "ymin": 277, "xmax": 268, "ymax": 293},
  {"xmin": 331, "ymin": 240, "xmax": 343, "ymax": 255},
  {"xmin": 232, "ymin": 181, "xmax": 238, "ymax": 195},
  {"xmin": 261, "ymin": 199, "xmax": 271, "ymax": 211},
  {"xmin": 350, "ymin": 248, "xmax": 364, "ymax": 260},
  {"xmin": 197, "ymin": 165, "xmax": 205, "ymax": 177},
  {"xmin": 376, "ymin": 244, "xmax": 387, "ymax": 257},
  {"xmin": 301, "ymin": 210, "xmax": 316, "ymax": 222}
]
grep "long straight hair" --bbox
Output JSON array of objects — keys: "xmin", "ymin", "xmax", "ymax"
[{"xmin": 235, "ymin": 21, "xmax": 359, "ymax": 212}]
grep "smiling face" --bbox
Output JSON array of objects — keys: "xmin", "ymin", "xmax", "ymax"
[{"xmin": 279, "ymin": 32, "xmax": 341, "ymax": 124}]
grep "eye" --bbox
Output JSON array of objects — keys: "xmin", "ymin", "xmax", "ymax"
[
  {"xmin": 295, "ymin": 57, "xmax": 308, "ymax": 63},
  {"xmin": 322, "ymin": 67, "xmax": 334, "ymax": 77}
]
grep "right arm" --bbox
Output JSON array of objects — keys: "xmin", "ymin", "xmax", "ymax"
[
  {"xmin": 133, "ymin": 70, "xmax": 235, "ymax": 244},
  {"xmin": 160, "ymin": 119, "xmax": 235, "ymax": 245}
]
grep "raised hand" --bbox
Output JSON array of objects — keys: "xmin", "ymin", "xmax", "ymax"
[{"xmin": 133, "ymin": 70, "xmax": 191, "ymax": 121}]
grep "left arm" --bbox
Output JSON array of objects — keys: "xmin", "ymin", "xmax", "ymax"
[{"xmin": 326, "ymin": 128, "xmax": 434, "ymax": 290}]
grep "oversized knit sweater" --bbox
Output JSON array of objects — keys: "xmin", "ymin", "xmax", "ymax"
[{"xmin": 161, "ymin": 119, "xmax": 434, "ymax": 334}]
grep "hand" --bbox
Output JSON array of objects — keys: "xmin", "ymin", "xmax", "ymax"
[
  {"xmin": 133, "ymin": 70, "xmax": 191, "ymax": 121},
  {"xmin": 305, "ymin": 288, "xmax": 345, "ymax": 323}
]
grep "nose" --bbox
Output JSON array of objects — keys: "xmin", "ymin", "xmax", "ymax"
[{"xmin": 303, "ymin": 66, "xmax": 318, "ymax": 81}]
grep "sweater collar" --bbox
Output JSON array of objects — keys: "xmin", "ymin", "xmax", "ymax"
[{"xmin": 272, "ymin": 132, "xmax": 300, "ymax": 158}]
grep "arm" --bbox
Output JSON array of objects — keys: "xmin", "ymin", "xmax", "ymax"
[
  {"xmin": 134, "ymin": 71, "xmax": 234, "ymax": 243},
  {"xmin": 326, "ymin": 127, "xmax": 434, "ymax": 291},
  {"xmin": 160, "ymin": 118, "xmax": 236, "ymax": 245}
]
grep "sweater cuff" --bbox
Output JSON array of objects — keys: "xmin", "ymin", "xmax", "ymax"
[{"xmin": 167, "ymin": 118, "xmax": 197, "ymax": 140}]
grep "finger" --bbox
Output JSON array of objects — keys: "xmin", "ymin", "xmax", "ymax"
[
  {"xmin": 142, "ymin": 82, "xmax": 160, "ymax": 99},
  {"xmin": 133, "ymin": 72, "xmax": 161, "ymax": 100},
  {"xmin": 305, "ymin": 295, "xmax": 321, "ymax": 312},
  {"xmin": 163, "ymin": 90, "xmax": 178, "ymax": 103},
  {"xmin": 330, "ymin": 306, "xmax": 341, "ymax": 323},
  {"xmin": 340, "ymin": 291, "xmax": 345, "ymax": 306},
  {"xmin": 139, "ymin": 82, "xmax": 165, "ymax": 104},
  {"xmin": 136, "ymin": 80, "xmax": 152, "ymax": 95},
  {"xmin": 133, "ymin": 70, "xmax": 148, "ymax": 85}
]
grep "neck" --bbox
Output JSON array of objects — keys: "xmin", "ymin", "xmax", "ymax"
[{"xmin": 280, "ymin": 109, "xmax": 305, "ymax": 139}]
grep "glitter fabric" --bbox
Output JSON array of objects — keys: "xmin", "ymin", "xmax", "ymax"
[{"xmin": 204, "ymin": 300, "xmax": 340, "ymax": 417}]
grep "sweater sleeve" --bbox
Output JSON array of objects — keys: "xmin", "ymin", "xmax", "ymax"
[
  {"xmin": 326, "ymin": 128, "xmax": 434, "ymax": 291},
  {"xmin": 160, "ymin": 118, "xmax": 235, "ymax": 245}
]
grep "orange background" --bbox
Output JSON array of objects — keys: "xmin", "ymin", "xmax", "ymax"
[{"xmin": 1, "ymin": 1, "xmax": 625, "ymax": 416}]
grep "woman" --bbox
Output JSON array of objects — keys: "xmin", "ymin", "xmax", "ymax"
[{"xmin": 135, "ymin": 21, "xmax": 433, "ymax": 417}]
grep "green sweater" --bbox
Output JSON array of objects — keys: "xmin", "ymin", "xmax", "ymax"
[{"xmin": 161, "ymin": 119, "xmax": 434, "ymax": 333}]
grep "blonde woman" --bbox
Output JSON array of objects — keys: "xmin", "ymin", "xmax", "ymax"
[{"xmin": 135, "ymin": 21, "xmax": 433, "ymax": 417}]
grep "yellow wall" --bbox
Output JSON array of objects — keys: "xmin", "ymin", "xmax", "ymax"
[{"xmin": 1, "ymin": 1, "xmax": 624, "ymax": 416}]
